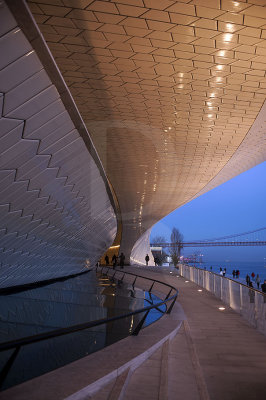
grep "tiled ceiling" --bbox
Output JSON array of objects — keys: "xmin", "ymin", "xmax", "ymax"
[{"xmin": 27, "ymin": 0, "xmax": 266, "ymax": 254}]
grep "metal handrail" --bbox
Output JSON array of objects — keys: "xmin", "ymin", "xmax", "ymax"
[{"xmin": 0, "ymin": 265, "xmax": 178, "ymax": 389}]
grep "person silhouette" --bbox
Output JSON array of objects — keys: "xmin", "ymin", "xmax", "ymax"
[
  {"xmin": 120, "ymin": 252, "xmax": 125, "ymax": 269},
  {"xmin": 112, "ymin": 254, "xmax": 117, "ymax": 269},
  {"xmin": 255, "ymin": 274, "xmax": 261, "ymax": 289}
]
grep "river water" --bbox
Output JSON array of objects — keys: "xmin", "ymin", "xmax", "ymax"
[{"xmin": 188, "ymin": 260, "xmax": 266, "ymax": 284}]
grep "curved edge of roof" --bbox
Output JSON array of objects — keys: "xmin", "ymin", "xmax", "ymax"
[{"xmin": 191, "ymin": 100, "xmax": 266, "ymax": 202}]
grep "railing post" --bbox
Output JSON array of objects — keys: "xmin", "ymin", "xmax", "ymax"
[
  {"xmin": 132, "ymin": 310, "xmax": 150, "ymax": 336},
  {"xmin": 149, "ymin": 281, "xmax": 155, "ymax": 292},
  {"xmin": 165, "ymin": 288, "xmax": 172, "ymax": 300},
  {"xmin": 0, "ymin": 346, "xmax": 20, "ymax": 389},
  {"xmin": 167, "ymin": 296, "xmax": 177, "ymax": 314}
]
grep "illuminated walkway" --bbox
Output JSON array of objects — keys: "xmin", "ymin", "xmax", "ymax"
[
  {"xmin": 3, "ymin": 266, "xmax": 266, "ymax": 400},
  {"xmin": 98, "ymin": 266, "xmax": 266, "ymax": 400}
]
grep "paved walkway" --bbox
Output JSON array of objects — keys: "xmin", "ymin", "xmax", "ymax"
[{"xmin": 122, "ymin": 266, "xmax": 266, "ymax": 400}]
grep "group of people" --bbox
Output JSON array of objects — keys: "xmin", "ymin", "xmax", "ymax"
[
  {"xmin": 104, "ymin": 253, "xmax": 125, "ymax": 269},
  {"xmin": 104, "ymin": 253, "xmax": 153, "ymax": 268},
  {"xmin": 219, "ymin": 267, "xmax": 227, "ymax": 276},
  {"xmin": 215, "ymin": 267, "xmax": 266, "ymax": 293},
  {"xmin": 232, "ymin": 270, "xmax": 240, "ymax": 278},
  {"xmin": 218, "ymin": 268, "xmax": 241, "ymax": 278},
  {"xmin": 245, "ymin": 273, "xmax": 265, "ymax": 291}
]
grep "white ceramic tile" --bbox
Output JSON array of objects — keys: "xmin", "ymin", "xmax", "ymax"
[
  {"xmin": 0, "ymin": 124, "xmax": 24, "ymax": 153},
  {"xmin": 28, "ymin": 167, "xmax": 58, "ymax": 191},
  {"xmin": 38, "ymin": 121, "xmax": 75, "ymax": 152},
  {"xmin": 30, "ymin": 205, "xmax": 58, "ymax": 221},
  {"xmin": 0, "ymin": 118, "xmax": 23, "ymax": 138},
  {"xmin": 14, "ymin": 218, "xmax": 42, "ymax": 236},
  {"xmin": 0, "ymin": 169, "xmax": 16, "ymax": 190},
  {"xmin": 1, "ymin": 181, "xmax": 32, "ymax": 207},
  {"xmin": 5, "ymin": 214, "xmax": 33, "ymax": 234},
  {"xmin": 39, "ymin": 128, "xmax": 78, "ymax": 154},
  {"xmin": 0, "ymin": 231, "xmax": 18, "ymax": 247},
  {"xmin": 49, "ymin": 137, "xmax": 83, "ymax": 167},
  {"xmin": 0, "ymin": 2, "xmax": 17, "ymax": 38},
  {"xmin": 16, "ymin": 154, "xmax": 50, "ymax": 180},
  {"xmin": 0, "ymin": 209, "xmax": 22, "ymax": 227},
  {"xmin": 25, "ymin": 110, "xmax": 70, "ymax": 140},
  {"xmin": 4, "ymin": 85, "xmax": 59, "ymax": 120},
  {"xmin": 3, "ymin": 69, "xmax": 51, "ymax": 114},
  {"xmin": 0, "ymin": 50, "xmax": 42, "ymax": 92},
  {"xmin": 0, "ymin": 28, "xmax": 32, "ymax": 71},
  {"xmin": 24, "ymin": 98, "xmax": 64, "ymax": 137},
  {"xmin": 0, "ymin": 139, "xmax": 39, "ymax": 168}
]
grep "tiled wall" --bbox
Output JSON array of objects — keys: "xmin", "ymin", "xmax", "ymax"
[
  {"xmin": 0, "ymin": 2, "xmax": 117, "ymax": 288},
  {"xmin": 130, "ymin": 228, "xmax": 153, "ymax": 266}
]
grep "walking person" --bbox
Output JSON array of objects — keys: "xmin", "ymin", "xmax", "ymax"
[
  {"xmin": 246, "ymin": 274, "xmax": 251, "ymax": 286},
  {"xmin": 249, "ymin": 281, "xmax": 255, "ymax": 303},
  {"xmin": 112, "ymin": 254, "xmax": 117, "ymax": 269},
  {"xmin": 255, "ymin": 274, "xmax": 261, "ymax": 290},
  {"xmin": 261, "ymin": 280, "xmax": 266, "ymax": 293},
  {"xmin": 145, "ymin": 254, "xmax": 150, "ymax": 266},
  {"xmin": 105, "ymin": 254, "xmax": 109, "ymax": 266}
]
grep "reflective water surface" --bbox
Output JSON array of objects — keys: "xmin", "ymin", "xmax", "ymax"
[{"xmin": 0, "ymin": 270, "xmax": 165, "ymax": 390}]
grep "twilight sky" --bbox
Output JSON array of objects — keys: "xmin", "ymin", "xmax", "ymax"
[{"xmin": 151, "ymin": 162, "xmax": 266, "ymax": 263}]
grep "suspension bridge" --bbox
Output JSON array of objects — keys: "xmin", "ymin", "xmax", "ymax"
[{"xmin": 150, "ymin": 227, "xmax": 266, "ymax": 247}]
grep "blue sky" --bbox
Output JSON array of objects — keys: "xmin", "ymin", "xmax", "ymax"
[{"xmin": 151, "ymin": 162, "xmax": 266, "ymax": 263}]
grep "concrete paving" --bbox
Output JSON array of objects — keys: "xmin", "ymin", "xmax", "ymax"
[
  {"xmin": 1, "ymin": 265, "xmax": 266, "ymax": 400},
  {"xmin": 124, "ymin": 266, "xmax": 266, "ymax": 400}
]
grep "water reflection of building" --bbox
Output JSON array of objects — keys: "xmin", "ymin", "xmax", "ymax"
[{"xmin": 102, "ymin": 282, "xmax": 145, "ymax": 344}]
